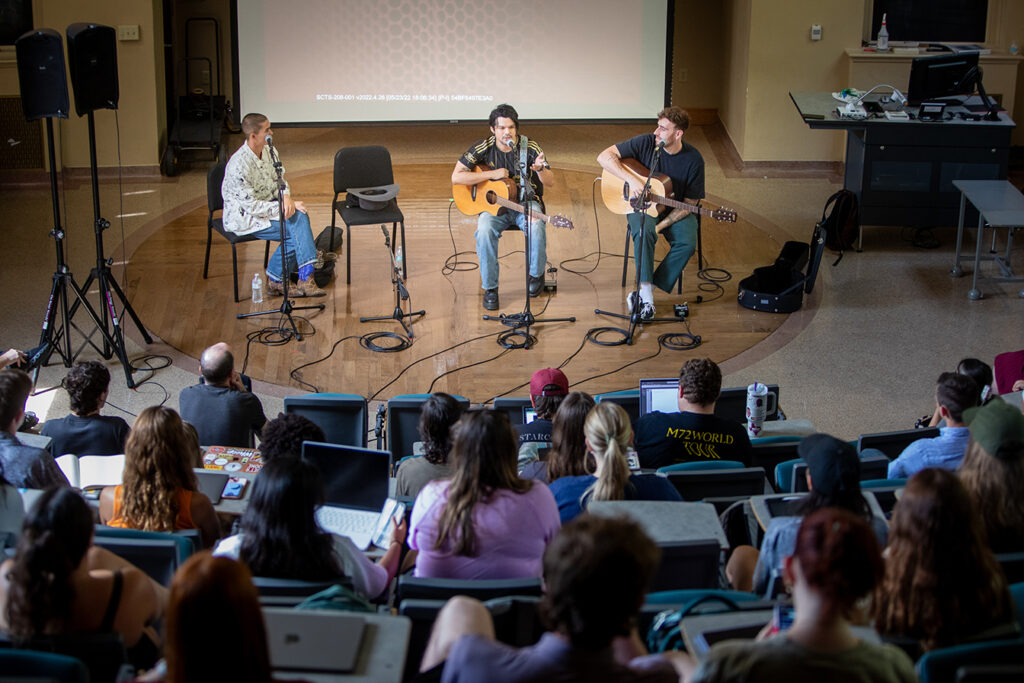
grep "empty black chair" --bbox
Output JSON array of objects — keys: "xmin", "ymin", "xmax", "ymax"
[
  {"xmin": 330, "ymin": 146, "xmax": 406, "ymax": 285},
  {"xmin": 493, "ymin": 397, "xmax": 534, "ymax": 427},
  {"xmin": 395, "ymin": 576, "xmax": 543, "ymax": 605},
  {"xmin": 595, "ymin": 390, "xmax": 640, "ymax": 424},
  {"xmin": 283, "ymin": 393, "xmax": 369, "ymax": 448},
  {"xmin": 203, "ymin": 158, "xmax": 271, "ymax": 302},
  {"xmin": 648, "ymin": 539, "xmax": 722, "ymax": 592},
  {"xmin": 386, "ymin": 394, "xmax": 470, "ymax": 473},
  {"xmin": 91, "ymin": 533, "xmax": 182, "ymax": 586},
  {"xmin": 715, "ymin": 385, "xmax": 782, "ymax": 424}
]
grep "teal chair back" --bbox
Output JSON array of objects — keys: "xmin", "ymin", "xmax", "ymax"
[
  {"xmin": 861, "ymin": 478, "xmax": 907, "ymax": 488},
  {"xmin": 657, "ymin": 460, "xmax": 746, "ymax": 473},
  {"xmin": 774, "ymin": 457, "xmax": 801, "ymax": 491},
  {"xmin": 0, "ymin": 650, "xmax": 89, "ymax": 683},
  {"xmin": 916, "ymin": 638, "xmax": 1024, "ymax": 683}
]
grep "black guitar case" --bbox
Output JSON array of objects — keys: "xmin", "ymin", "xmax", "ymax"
[{"xmin": 737, "ymin": 222, "xmax": 825, "ymax": 313}]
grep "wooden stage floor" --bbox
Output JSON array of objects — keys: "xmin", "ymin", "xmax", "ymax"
[{"xmin": 126, "ymin": 163, "xmax": 788, "ymax": 403}]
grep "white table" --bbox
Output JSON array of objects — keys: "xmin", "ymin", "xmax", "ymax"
[{"xmin": 951, "ymin": 179, "xmax": 1024, "ymax": 300}]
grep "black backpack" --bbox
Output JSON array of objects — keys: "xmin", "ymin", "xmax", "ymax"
[{"xmin": 817, "ymin": 189, "xmax": 859, "ymax": 265}]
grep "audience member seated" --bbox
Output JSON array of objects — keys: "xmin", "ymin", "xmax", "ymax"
[
  {"xmin": 919, "ymin": 358, "xmax": 996, "ymax": 428},
  {"xmin": 257, "ymin": 412, "xmax": 325, "ymax": 462},
  {"xmin": 408, "ymin": 410, "xmax": 560, "ymax": 580},
  {"xmin": 517, "ymin": 368, "xmax": 570, "ymax": 467},
  {"xmin": 213, "ymin": 456, "xmax": 404, "ymax": 599},
  {"xmin": 958, "ymin": 400, "xmax": 1024, "ymax": 552},
  {"xmin": 99, "ymin": 406, "xmax": 221, "ymax": 548},
  {"xmin": 680, "ymin": 509, "xmax": 915, "ymax": 683},
  {"xmin": 178, "ymin": 342, "xmax": 267, "ymax": 447},
  {"xmin": 418, "ymin": 514, "xmax": 683, "ymax": 682},
  {"xmin": 0, "ymin": 487, "xmax": 166, "ymax": 669},
  {"xmin": 520, "ymin": 391, "xmax": 595, "ymax": 484},
  {"xmin": 727, "ymin": 433, "xmax": 888, "ymax": 595},
  {"xmin": 41, "ymin": 361, "xmax": 130, "ymax": 457},
  {"xmin": 872, "ymin": 468, "xmax": 1014, "ymax": 654},
  {"xmin": 0, "ymin": 349, "xmax": 26, "ymax": 371},
  {"xmin": 633, "ymin": 358, "xmax": 752, "ymax": 469},
  {"xmin": 888, "ymin": 372, "xmax": 977, "ymax": 478},
  {"xmin": 0, "ymin": 476, "xmax": 23, "ymax": 550},
  {"xmin": 159, "ymin": 552, "xmax": 274, "ymax": 683},
  {"xmin": 548, "ymin": 401, "xmax": 682, "ymax": 524},
  {"xmin": 396, "ymin": 393, "xmax": 461, "ymax": 499},
  {"xmin": 0, "ymin": 369, "xmax": 69, "ymax": 489}
]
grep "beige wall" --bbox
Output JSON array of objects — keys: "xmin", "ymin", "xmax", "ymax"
[
  {"xmin": 987, "ymin": 0, "xmax": 1024, "ymax": 146},
  {"xmin": 671, "ymin": 1, "xmax": 723, "ymax": 109},
  {"xmin": 720, "ymin": 0, "xmax": 751, "ymax": 158}
]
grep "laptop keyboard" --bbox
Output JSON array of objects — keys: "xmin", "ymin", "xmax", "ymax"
[{"xmin": 315, "ymin": 506, "xmax": 378, "ymax": 550}]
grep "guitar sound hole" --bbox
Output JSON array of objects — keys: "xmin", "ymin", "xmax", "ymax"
[{"xmin": 485, "ymin": 190, "xmax": 496, "ymax": 204}]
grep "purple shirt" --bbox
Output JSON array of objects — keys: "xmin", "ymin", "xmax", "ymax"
[
  {"xmin": 409, "ymin": 479, "xmax": 560, "ymax": 580},
  {"xmin": 442, "ymin": 632, "xmax": 678, "ymax": 683}
]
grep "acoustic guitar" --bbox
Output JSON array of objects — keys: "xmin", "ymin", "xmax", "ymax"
[
  {"xmin": 601, "ymin": 158, "xmax": 737, "ymax": 223},
  {"xmin": 452, "ymin": 165, "xmax": 574, "ymax": 229}
]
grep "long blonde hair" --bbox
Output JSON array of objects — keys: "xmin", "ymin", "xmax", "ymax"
[
  {"xmin": 121, "ymin": 406, "xmax": 198, "ymax": 531},
  {"xmin": 580, "ymin": 402, "xmax": 632, "ymax": 508}
]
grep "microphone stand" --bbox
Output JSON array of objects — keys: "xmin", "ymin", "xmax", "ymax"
[
  {"xmin": 237, "ymin": 138, "xmax": 324, "ymax": 338},
  {"xmin": 359, "ymin": 226, "xmax": 425, "ymax": 337},
  {"xmin": 595, "ymin": 139, "xmax": 679, "ymax": 345},
  {"xmin": 483, "ymin": 136, "xmax": 575, "ymax": 349}
]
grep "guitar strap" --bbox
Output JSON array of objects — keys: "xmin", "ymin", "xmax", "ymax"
[{"xmin": 517, "ymin": 135, "xmax": 545, "ymax": 212}]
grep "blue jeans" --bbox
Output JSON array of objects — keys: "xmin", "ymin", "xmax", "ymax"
[
  {"xmin": 475, "ymin": 203, "xmax": 546, "ymax": 291},
  {"xmin": 627, "ymin": 212, "xmax": 698, "ymax": 293},
  {"xmin": 250, "ymin": 210, "xmax": 317, "ymax": 282}
]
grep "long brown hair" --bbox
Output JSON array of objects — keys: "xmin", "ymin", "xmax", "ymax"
[
  {"xmin": 434, "ymin": 410, "xmax": 531, "ymax": 556},
  {"xmin": 546, "ymin": 392, "xmax": 595, "ymax": 481},
  {"xmin": 872, "ymin": 468, "xmax": 1010, "ymax": 651},
  {"xmin": 121, "ymin": 406, "xmax": 198, "ymax": 531},
  {"xmin": 165, "ymin": 552, "xmax": 272, "ymax": 683},
  {"xmin": 958, "ymin": 437, "xmax": 1024, "ymax": 553},
  {"xmin": 580, "ymin": 402, "xmax": 632, "ymax": 506}
]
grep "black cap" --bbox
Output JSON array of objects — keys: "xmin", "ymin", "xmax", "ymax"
[{"xmin": 798, "ymin": 433, "xmax": 860, "ymax": 495}]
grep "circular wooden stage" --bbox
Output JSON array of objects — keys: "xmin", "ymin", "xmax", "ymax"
[{"xmin": 126, "ymin": 164, "xmax": 794, "ymax": 402}]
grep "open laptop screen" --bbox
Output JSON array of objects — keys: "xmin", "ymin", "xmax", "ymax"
[
  {"xmin": 301, "ymin": 441, "xmax": 389, "ymax": 512},
  {"xmin": 639, "ymin": 378, "xmax": 679, "ymax": 416}
]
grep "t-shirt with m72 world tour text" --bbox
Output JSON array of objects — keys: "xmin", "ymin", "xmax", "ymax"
[{"xmin": 632, "ymin": 411, "xmax": 752, "ymax": 470}]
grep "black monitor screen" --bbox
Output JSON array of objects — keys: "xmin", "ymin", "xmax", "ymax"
[{"xmin": 907, "ymin": 52, "xmax": 979, "ymax": 105}]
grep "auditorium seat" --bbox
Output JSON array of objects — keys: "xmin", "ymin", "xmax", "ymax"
[{"xmin": 283, "ymin": 393, "xmax": 368, "ymax": 448}]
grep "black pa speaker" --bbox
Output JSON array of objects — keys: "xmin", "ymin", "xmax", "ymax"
[
  {"xmin": 65, "ymin": 23, "xmax": 119, "ymax": 117},
  {"xmin": 14, "ymin": 29, "xmax": 70, "ymax": 121}
]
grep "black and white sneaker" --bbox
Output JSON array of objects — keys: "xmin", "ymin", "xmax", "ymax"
[{"xmin": 627, "ymin": 292, "xmax": 655, "ymax": 321}]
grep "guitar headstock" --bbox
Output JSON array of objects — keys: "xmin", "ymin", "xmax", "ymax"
[
  {"xmin": 550, "ymin": 215, "xmax": 574, "ymax": 230},
  {"xmin": 712, "ymin": 207, "xmax": 737, "ymax": 223}
]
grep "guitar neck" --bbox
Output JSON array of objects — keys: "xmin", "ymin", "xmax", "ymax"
[
  {"xmin": 648, "ymin": 194, "xmax": 713, "ymax": 218},
  {"xmin": 493, "ymin": 196, "xmax": 552, "ymax": 222}
]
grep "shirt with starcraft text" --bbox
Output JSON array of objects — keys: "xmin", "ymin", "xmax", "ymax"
[{"xmin": 632, "ymin": 411, "xmax": 752, "ymax": 469}]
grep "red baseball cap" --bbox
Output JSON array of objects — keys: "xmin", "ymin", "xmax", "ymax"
[{"xmin": 530, "ymin": 368, "xmax": 569, "ymax": 397}]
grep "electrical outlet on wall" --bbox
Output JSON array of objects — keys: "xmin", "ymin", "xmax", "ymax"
[
  {"xmin": 117, "ymin": 25, "xmax": 140, "ymax": 41},
  {"xmin": 810, "ymin": 24, "xmax": 822, "ymax": 41}
]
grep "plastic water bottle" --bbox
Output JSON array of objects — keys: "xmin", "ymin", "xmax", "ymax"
[
  {"xmin": 251, "ymin": 273, "xmax": 263, "ymax": 304},
  {"xmin": 877, "ymin": 13, "xmax": 889, "ymax": 52},
  {"xmin": 394, "ymin": 246, "xmax": 404, "ymax": 269}
]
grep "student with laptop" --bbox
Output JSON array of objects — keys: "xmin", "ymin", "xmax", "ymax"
[
  {"xmin": 409, "ymin": 410, "xmax": 560, "ymax": 580},
  {"xmin": 633, "ymin": 358, "xmax": 752, "ymax": 469},
  {"xmin": 520, "ymin": 391, "xmax": 595, "ymax": 484},
  {"xmin": 516, "ymin": 368, "xmax": 570, "ymax": 466},
  {"xmin": 213, "ymin": 456, "xmax": 405, "ymax": 599},
  {"xmin": 548, "ymin": 402, "xmax": 681, "ymax": 523}
]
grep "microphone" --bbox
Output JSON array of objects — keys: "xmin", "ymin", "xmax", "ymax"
[
  {"xmin": 505, "ymin": 136, "xmax": 517, "ymax": 148},
  {"xmin": 264, "ymin": 134, "xmax": 273, "ymax": 146},
  {"xmin": 657, "ymin": 138, "xmax": 666, "ymax": 149}
]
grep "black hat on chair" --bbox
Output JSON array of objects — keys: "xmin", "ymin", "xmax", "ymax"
[{"xmin": 348, "ymin": 184, "xmax": 399, "ymax": 211}]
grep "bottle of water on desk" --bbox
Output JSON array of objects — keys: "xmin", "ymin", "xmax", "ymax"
[
  {"xmin": 251, "ymin": 273, "xmax": 263, "ymax": 304},
  {"xmin": 877, "ymin": 13, "xmax": 889, "ymax": 52}
]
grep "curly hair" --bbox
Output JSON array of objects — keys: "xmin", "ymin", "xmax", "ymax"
[
  {"xmin": 165, "ymin": 552, "xmax": 272, "ymax": 683},
  {"xmin": 678, "ymin": 358, "xmax": 721, "ymax": 407},
  {"xmin": 63, "ymin": 361, "xmax": 110, "ymax": 415},
  {"xmin": 958, "ymin": 437, "xmax": 1024, "ymax": 553},
  {"xmin": 580, "ymin": 402, "xmax": 632, "ymax": 508},
  {"xmin": 657, "ymin": 106, "xmax": 691, "ymax": 132},
  {"xmin": 871, "ymin": 468, "xmax": 1011, "ymax": 651},
  {"xmin": 418, "ymin": 393, "xmax": 462, "ymax": 465},
  {"xmin": 434, "ymin": 410, "xmax": 531, "ymax": 557},
  {"xmin": 4, "ymin": 487, "xmax": 93, "ymax": 641},
  {"xmin": 239, "ymin": 457, "xmax": 341, "ymax": 581},
  {"xmin": 488, "ymin": 103, "xmax": 519, "ymax": 129},
  {"xmin": 258, "ymin": 413, "xmax": 325, "ymax": 462},
  {"xmin": 120, "ymin": 406, "xmax": 198, "ymax": 532},
  {"xmin": 793, "ymin": 508, "xmax": 883, "ymax": 612},
  {"xmin": 546, "ymin": 392, "xmax": 596, "ymax": 481},
  {"xmin": 539, "ymin": 514, "xmax": 660, "ymax": 649}
]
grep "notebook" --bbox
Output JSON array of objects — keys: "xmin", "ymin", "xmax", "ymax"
[
  {"xmin": 263, "ymin": 607, "xmax": 365, "ymax": 672},
  {"xmin": 639, "ymin": 377, "xmax": 680, "ymax": 416},
  {"xmin": 301, "ymin": 441, "xmax": 392, "ymax": 550}
]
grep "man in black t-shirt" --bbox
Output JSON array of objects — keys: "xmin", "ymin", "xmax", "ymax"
[
  {"xmin": 41, "ymin": 361, "xmax": 129, "ymax": 456},
  {"xmin": 452, "ymin": 104, "xmax": 554, "ymax": 311},
  {"xmin": 597, "ymin": 106, "xmax": 705, "ymax": 321},
  {"xmin": 633, "ymin": 357, "xmax": 751, "ymax": 469},
  {"xmin": 179, "ymin": 342, "xmax": 267, "ymax": 447}
]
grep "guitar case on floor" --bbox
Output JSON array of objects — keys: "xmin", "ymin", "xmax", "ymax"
[{"xmin": 737, "ymin": 222, "xmax": 825, "ymax": 313}]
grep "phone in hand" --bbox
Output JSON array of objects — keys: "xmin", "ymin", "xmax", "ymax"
[
  {"xmin": 771, "ymin": 603, "xmax": 795, "ymax": 633},
  {"xmin": 372, "ymin": 499, "xmax": 407, "ymax": 548}
]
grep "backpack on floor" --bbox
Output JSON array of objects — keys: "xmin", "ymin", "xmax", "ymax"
[{"xmin": 818, "ymin": 189, "xmax": 859, "ymax": 265}]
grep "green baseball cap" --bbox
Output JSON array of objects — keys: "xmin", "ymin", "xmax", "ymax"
[{"xmin": 962, "ymin": 399, "xmax": 1024, "ymax": 461}]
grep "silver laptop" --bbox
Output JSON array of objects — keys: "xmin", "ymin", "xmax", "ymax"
[
  {"xmin": 302, "ymin": 441, "xmax": 392, "ymax": 550},
  {"xmin": 263, "ymin": 607, "xmax": 365, "ymax": 672},
  {"xmin": 193, "ymin": 469, "xmax": 229, "ymax": 505}
]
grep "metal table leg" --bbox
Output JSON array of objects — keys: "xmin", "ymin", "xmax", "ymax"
[
  {"xmin": 968, "ymin": 211, "xmax": 985, "ymax": 300},
  {"xmin": 951, "ymin": 191, "xmax": 967, "ymax": 277}
]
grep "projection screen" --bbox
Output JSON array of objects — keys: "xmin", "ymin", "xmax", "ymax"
[{"xmin": 237, "ymin": 0, "xmax": 669, "ymax": 123}]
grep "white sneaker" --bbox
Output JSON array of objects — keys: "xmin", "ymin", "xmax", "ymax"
[{"xmin": 638, "ymin": 302, "xmax": 655, "ymax": 321}]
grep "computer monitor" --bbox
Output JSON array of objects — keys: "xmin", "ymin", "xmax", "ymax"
[
  {"xmin": 907, "ymin": 51, "xmax": 979, "ymax": 105},
  {"xmin": 639, "ymin": 378, "xmax": 680, "ymax": 416}
]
